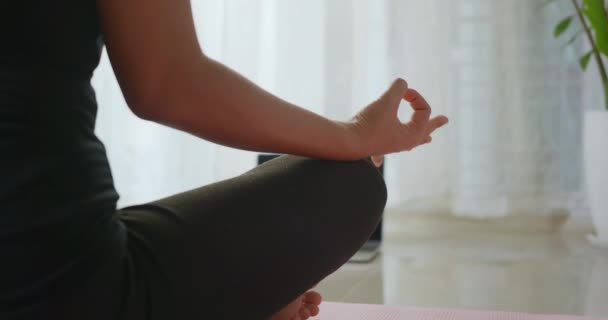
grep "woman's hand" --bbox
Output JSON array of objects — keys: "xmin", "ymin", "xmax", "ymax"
[{"xmin": 349, "ymin": 79, "xmax": 449, "ymax": 167}]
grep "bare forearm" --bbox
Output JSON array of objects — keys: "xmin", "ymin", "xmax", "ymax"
[{"xmin": 149, "ymin": 57, "xmax": 363, "ymax": 160}]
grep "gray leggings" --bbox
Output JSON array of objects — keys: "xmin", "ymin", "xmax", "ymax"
[{"xmin": 71, "ymin": 156, "xmax": 387, "ymax": 319}]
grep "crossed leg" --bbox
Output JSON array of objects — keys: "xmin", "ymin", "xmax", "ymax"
[{"xmin": 120, "ymin": 156, "xmax": 387, "ymax": 319}]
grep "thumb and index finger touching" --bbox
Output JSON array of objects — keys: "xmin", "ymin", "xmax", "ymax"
[
  {"xmin": 387, "ymin": 78, "xmax": 449, "ymax": 130},
  {"xmin": 373, "ymin": 79, "xmax": 449, "ymax": 164}
]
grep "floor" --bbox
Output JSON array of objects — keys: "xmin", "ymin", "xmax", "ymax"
[{"xmin": 315, "ymin": 213, "xmax": 608, "ymax": 318}]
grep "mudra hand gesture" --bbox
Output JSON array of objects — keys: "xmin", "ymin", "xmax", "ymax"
[{"xmin": 348, "ymin": 79, "xmax": 449, "ymax": 166}]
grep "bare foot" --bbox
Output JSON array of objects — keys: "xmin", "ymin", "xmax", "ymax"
[{"xmin": 270, "ymin": 290, "xmax": 322, "ymax": 320}]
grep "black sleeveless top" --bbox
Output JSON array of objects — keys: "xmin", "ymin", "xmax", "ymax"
[{"xmin": 0, "ymin": 0, "xmax": 122, "ymax": 307}]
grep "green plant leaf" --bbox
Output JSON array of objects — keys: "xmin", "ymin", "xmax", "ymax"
[
  {"xmin": 554, "ymin": 16, "xmax": 574, "ymax": 37},
  {"xmin": 580, "ymin": 50, "xmax": 593, "ymax": 70},
  {"xmin": 582, "ymin": 0, "xmax": 608, "ymax": 56}
]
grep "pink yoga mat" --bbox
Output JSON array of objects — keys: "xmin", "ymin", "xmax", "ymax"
[{"xmin": 314, "ymin": 302, "xmax": 607, "ymax": 320}]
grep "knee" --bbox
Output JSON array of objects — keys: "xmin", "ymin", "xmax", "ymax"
[
  {"xmin": 257, "ymin": 155, "xmax": 387, "ymax": 226},
  {"xmin": 301, "ymin": 158, "xmax": 387, "ymax": 269},
  {"xmin": 339, "ymin": 159, "xmax": 387, "ymax": 231},
  {"xmin": 334, "ymin": 158, "xmax": 387, "ymax": 215},
  {"xmin": 257, "ymin": 156, "xmax": 387, "ymax": 286},
  {"xmin": 297, "ymin": 156, "xmax": 387, "ymax": 229}
]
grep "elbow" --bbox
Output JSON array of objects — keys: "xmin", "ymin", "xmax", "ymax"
[
  {"xmin": 127, "ymin": 97, "xmax": 162, "ymax": 121},
  {"xmin": 123, "ymin": 79, "xmax": 171, "ymax": 122}
]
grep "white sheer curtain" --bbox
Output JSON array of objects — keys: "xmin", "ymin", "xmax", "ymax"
[
  {"xmin": 383, "ymin": 0, "xmax": 585, "ymax": 218},
  {"xmin": 93, "ymin": 0, "xmax": 586, "ymax": 218}
]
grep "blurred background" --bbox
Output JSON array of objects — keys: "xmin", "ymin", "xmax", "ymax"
[{"xmin": 92, "ymin": 0, "xmax": 608, "ymax": 317}]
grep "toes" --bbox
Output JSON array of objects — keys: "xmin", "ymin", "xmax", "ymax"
[
  {"xmin": 299, "ymin": 307, "xmax": 312, "ymax": 319},
  {"xmin": 304, "ymin": 303, "xmax": 320, "ymax": 317},
  {"xmin": 304, "ymin": 291, "xmax": 322, "ymax": 305},
  {"xmin": 282, "ymin": 290, "xmax": 321, "ymax": 320}
]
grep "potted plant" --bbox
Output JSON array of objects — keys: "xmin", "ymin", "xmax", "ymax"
[{"xmin": 553, "ymin": 0, "xmax": 608, "ymax": 246}]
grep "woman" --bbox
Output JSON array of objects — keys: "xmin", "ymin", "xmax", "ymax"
[{"xmin": 0, "ymin": 0, "xmax": 448, "ymax": 319}]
